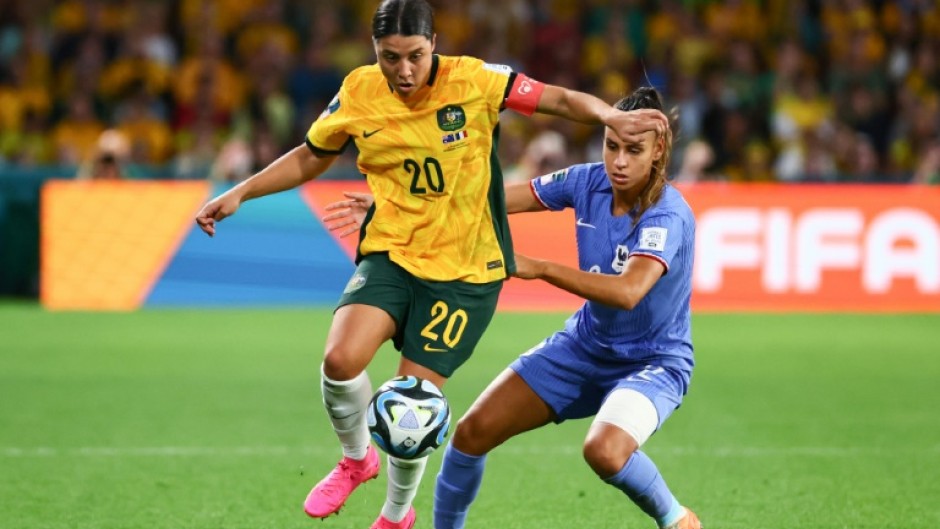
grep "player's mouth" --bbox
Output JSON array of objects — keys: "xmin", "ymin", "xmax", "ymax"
[
  {"xmin": 397, "ymin": 81, "xmax": 415, "ymax": 94},
  {"xmin": 610, "ymin": 172, "xmax": 630, "ymax": 185}
]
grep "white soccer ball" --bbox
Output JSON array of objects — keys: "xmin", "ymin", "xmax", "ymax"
[{"xmin": 367, "ymin": 376, "xmax": 451, "ymax": 460}]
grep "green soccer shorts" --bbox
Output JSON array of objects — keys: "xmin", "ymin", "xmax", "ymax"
[{"xmin": 337, "ymin": 253, "xmax": 503, "ymax": 377}]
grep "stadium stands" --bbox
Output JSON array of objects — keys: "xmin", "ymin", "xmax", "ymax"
[{"xmin": 0, "ymin": 0, "xmax": 937, "ymax": 183}]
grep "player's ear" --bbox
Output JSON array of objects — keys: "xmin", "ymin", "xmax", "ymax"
[
  {"xmin": 430, "ymin": 33, "xmax": 436, "ymax": 51},
  {"xmin": 652, "ymin": 134, "xmax": 666, "ymax": 162}
]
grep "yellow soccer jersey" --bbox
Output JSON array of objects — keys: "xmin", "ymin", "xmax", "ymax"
[{"xmin": 306, "ymin": 55, "xmax": 518, "ymax": 283}]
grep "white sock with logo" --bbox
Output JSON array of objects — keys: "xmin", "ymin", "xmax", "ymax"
[
  {"xmin": 320, "ymin": 366, "xmax": 373, "ymax": 460},
  {"xmin": 381, "ymin": 455, "xmax": 428, "ymax": 522}
]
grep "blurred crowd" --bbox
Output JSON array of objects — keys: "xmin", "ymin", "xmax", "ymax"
[{"xmin": 0, "ymin": 0, "xmax": 938, "ymax": 184}]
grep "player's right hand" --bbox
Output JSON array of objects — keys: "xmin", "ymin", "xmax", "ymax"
[
  {"xmin": 322, "ymin": 192, "xmax": 374, "ymax": 238},
  {"xmin": 195, "ymin": 192, "xmax": 242, "ymax": 237}
]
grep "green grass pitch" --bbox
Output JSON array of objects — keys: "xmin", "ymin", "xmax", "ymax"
[{"xmin": 2, "ymin": 303, "xmax": 938, "ymax": 528}]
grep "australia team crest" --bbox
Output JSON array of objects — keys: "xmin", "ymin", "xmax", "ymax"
[{"xmin": 437, "ymin": 105, "xmax": 466, "ymax": 131}]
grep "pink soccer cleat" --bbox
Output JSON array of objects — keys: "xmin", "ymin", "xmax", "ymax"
[
  {"xmin": 303, "ymin": 445, "xmax": 381, "ymax": 518},
  {"xmin": 370, "ymin": 507, "xmax": 416, "ymax": 529}
]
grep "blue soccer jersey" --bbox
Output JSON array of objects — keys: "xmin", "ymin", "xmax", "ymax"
[{"xmin": 530, "ymin": 162, "xmax": 696, "ymax": 371}]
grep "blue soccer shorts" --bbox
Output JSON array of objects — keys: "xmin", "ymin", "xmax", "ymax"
[{"xmin": 510, "ymin": 328, "xmax": 691, "ymax": 427}]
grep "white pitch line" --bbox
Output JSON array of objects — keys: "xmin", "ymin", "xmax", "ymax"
[
  {"xmin": 2, "ymin": 444, "xmax": 937, "ymax": 458},
  {"xmin": 0, "ymin": 446, "xmax": 319, "ymax": 457},
  {"xmin": 501, "ymin": 445, "xmax": 940, "ymax": 457}
]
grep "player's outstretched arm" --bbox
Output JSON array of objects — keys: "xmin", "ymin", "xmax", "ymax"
[
  {"xmin": 504, "ymin": 181, "xmax": 546, "ymax": 214},
  {"xmin": 535, "ymin": 84, "xmax": 668, "ymax": 143},
  {"xmin": 195, "ymin": 145, "xmax": 337, "ymax": 237},
  {"xmin": 514, "ymin": 252, "xmax": 664, "ymax": 310}
]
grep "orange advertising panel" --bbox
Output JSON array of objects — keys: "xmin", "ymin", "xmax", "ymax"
[
  {"xmin": 301, "ymin": 181, "xmax": 940, "ymax": 313},
  {"xmin": 498, "ymin": 208, "xmax": 582, "ymax": 311},
  {"xmin": 300, "ymin": 180, "xmax": 368, "ymax": 259},
  {"xmin": 683, "ymin": 184, "xmax": 940, "ymax": 312},
  {"xmin": 42, "ymin": 180, "xmax": 210, "ymax": 310}
]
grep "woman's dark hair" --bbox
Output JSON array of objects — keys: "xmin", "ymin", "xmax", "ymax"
[
  {"xmin": 372, "ymin": 0, "xmax": 435, "ymax": 40},
  {"xmin": 613, "ymin": 86, "xmax": 674, "ymax": 224},
  {"xmin": 614, "ymin": 86, "xmax": 664, "ymax": 114}
]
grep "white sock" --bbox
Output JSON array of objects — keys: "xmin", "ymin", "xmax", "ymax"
[
  {"xmin": 381, "ymin": 455, "xmax": 428, "ymax": 522},
  {"xmin": 320, "ymin": 365, "xmax": 372, "ymax": 460}
]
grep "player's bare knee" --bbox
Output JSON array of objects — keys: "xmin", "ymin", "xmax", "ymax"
[
  {"xmin": 321, "ymin": 348, "xmax": 360, "ymax": 381},
  {"xmin": 452, "ymin": 413, "xmax": 497, "ymax": 455},
  {"xmin": 582, "ymin": 431, "xmax": 634, "ymax": 477},
  {"xmin": 451, "ymin": 414, "xmax": 484, "ymax": 451}
]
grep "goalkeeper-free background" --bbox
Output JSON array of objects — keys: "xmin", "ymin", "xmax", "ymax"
[
  {"xmin": 8, "ymin": 179, "xmax": 940, "ymax": 527},
  {"xmin": 2, "ymin": 306, "xmax": 938, "ymax": 529}
]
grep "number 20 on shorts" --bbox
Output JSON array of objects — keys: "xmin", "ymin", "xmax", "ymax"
[{"xmin": 421, "ymin": 301, "xmax": 468, "ymax": 349}]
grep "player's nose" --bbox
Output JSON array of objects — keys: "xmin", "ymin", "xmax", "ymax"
[
  {"xmin": 615, "ymin": 151, "xmax": 629, "ymax": 167},
  {"xmin": 398, "ymin": 62, "xmax": 413, "ymax": 79}
]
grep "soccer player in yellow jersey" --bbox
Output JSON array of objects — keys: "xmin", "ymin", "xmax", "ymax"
[{"xmin": 194, "ymin": 1, "xmax": 668, "ymax": 528}]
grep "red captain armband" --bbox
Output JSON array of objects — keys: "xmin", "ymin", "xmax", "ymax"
[{"xmin": 505, "ymin": 73, "xmax": 545, "ymax": 116}]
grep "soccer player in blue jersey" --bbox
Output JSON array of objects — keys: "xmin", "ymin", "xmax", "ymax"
[
  {"xmin": 432, "ymin": 85, "xmax": 700, "ymax": 529},
  {"xmin": 323, "ymin": 86, "xmax": 699, "ymax": 529}
]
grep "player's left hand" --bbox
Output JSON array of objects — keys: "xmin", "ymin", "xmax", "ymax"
[
  {"xmin": 606, "ymin": 108, "xmax": 670, "ymax": 142},
  {"xmin": 322, "ymin": 192, "xmax": 373, "ymax": 238},
  {"xmin": 512, "ymin": 253, "xmax": 543, "ymax": 280}
]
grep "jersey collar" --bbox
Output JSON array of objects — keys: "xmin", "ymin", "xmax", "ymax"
[{"xmin": 427, "ymin": 54, "xmax": 440, "ymax": 86}]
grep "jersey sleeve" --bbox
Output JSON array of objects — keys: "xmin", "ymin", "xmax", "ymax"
[
  {"xmin": 304, "ymin": 84, "xmax": 352, "ymax": 155},
  {"xmin": 471, "ymin": 59, "xmax": 515, "ymax": 111},
  {"xmin": 629, "ymin": 213, "xmax": 685, "ymax": 273},
  {"xmin": 471, "ymin": 58, "xmax": 545, "ymax": 116},
  {"xmin": 529, "ymin": 165, "xmax": 578, "ymax": 211}
]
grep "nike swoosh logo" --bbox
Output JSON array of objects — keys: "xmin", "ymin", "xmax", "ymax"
[
  {"xmin": 423, "ymin": 344, "xmax": 448, "ymax": 353},
  {"xmin": 576, "ymin": 218, "xmax": 596, "ymax": 229},
  {"xmin": 363, "ymin": 128, "xmax": 384, "ymax": 138}
]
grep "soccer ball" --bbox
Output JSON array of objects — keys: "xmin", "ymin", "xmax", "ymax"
[{"xmin": 367, "ymin": 375, "xmax": 451, "ymax": 460}]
